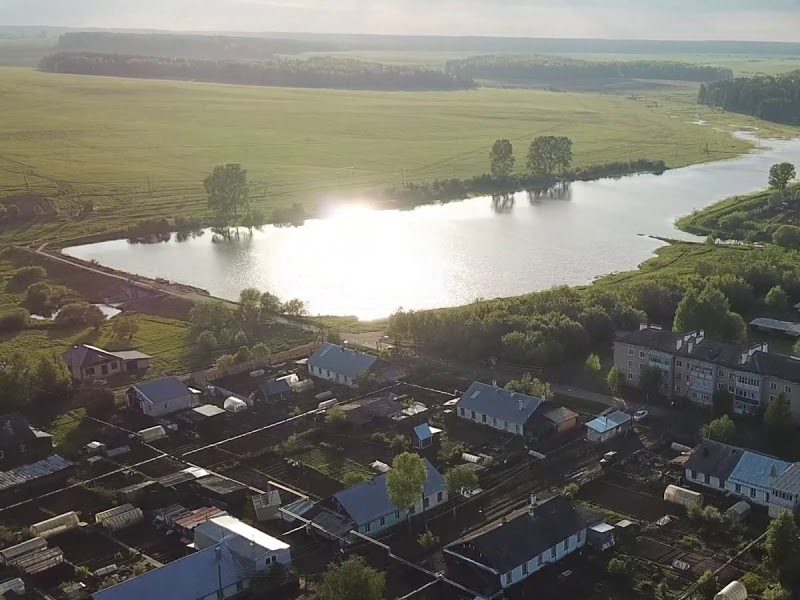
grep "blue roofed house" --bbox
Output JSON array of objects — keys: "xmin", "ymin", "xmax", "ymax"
[
  {"xmin": 456, "ymin": 382, "xmax": 545, "ymax": 436},
  {"xmin": 127, "ymin": 377, "xmax": 199, "ymax": 417},
  {"xmin": 585, "ymin": 410, "xmax": 632, "ymax": 443},
  {"xmin": 318, "ymin": 458, "xmax": 447, "ymax": 538},
  {"xmin": 307, "ymin": 343, "xmax": 378, "ymax": 387},
  {"xmin": 93, "ymin": 544, "xmax": 252, "ymax": 600}
]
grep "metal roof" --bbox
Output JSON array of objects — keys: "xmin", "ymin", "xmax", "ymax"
[
  {"xmin": 728, "ymin": 451, "xmax": 791, "ymax": 490},
  {"xmin": 308, "ymin": 343, "xmax": 377, "ymax": 379},
  {"xmin": 333, "ymin": 458, "xmax": 445, "ymax": 526},
  {"xmin": 261, "ymin": 379, "xmax": 291, "ymax": 397},
  {"xmin": 750, "ymin": 318, "xmax": 800, "ymax": 337},
  {"xmin": 131, "ymin": 377, "xmax": 192, "ymax": 404},
  {"xmin": 195, "ymin": 516, "xmax": 289, "ymax": 554},
  {"xmin": 192, "ymin": 404, "xmax": 226, "ymax": 418},
  {"xmin": 457, "ymin": 382, "xmax": 545, "ymax": 425},
  {"xmin": 194, "ymin": 475, "xmax": 247, "ymax": 496},
  {"xmin": 0, "ymin": 454, "xmax": 72, "ymax": 492},
  {"xmin": 684, "ymin": 439, "xmax": 745, "ymax": 482},
  {"xmin": 586, "ymin": 411, "xmax": 631, "ymax": 434},
  {"xmin": 544, "ymin": 406, "xmax": 579, "ymax": 425},
  {"xmin": 590, "ymin": 523, "xmax": 615, "ymax": 533},
  {"xmin": 111, "ymin": 350, "xmax": 151, "ymax": 361},
  {"xmin": 92, "ymin": 544, "xmax": 245, "ymax": 600},
  {"xmin": 158, "ymin": 466, "xmax": 210, "ymax": 488},
  {"xmin": 413, "ymin": 423, "xmax": 442, "ymax": 441},
  {"xmin": 770, "ymin": 463, "xmax": 800, "ymax": 495},
  {"xmin": 173, "ymin": 506, "xmax": 228, "ymax": 530}
]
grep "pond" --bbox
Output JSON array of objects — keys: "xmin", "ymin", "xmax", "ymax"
[{"xmin": 64, "ymin": 133, "xmax": 800, "ymax": 320}]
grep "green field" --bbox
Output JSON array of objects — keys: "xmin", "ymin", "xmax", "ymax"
[{"xmin": 3, "ymin": 67, "xmax": 798, "ymax": 244}]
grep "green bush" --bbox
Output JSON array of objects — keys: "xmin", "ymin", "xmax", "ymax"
[{"xmin": 0, "ymin": 308, "xmax": 30, "ymax": 332}]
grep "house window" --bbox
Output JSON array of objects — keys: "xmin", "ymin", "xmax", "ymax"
[
  {"xmin": 236, "ymin": 582, "xmax": 244, "ymax": 592},
  {"xmin": 675, "ymin": 385, "xmax": 681, "ymax": 392},
  {"xmin": 437, "ymin": 491, "xmax": 443, "ymax": 502},
  {"xmin": 771, "ymin": 382, "xmax": 778, "ymax": 391},
  {"xmin": 86, "ymin": 367, "xmax": 94, "ymax": 376},
  {"xmin": 676, "ymin": 360, "xmax": 682, "ymax": 367},
  {"xmin": 516, "ymin": 424, "xmax": 521, "ymax": 434},
  {"xmin": 729, "ymin": 373, "xmax": 734, "ymax": 380},
  {"xmin": 506, "ymin": 573, "xmax": 512, "ymax": 585},
  {"xmin": 423, "ymin": 497, "xmax": 430, "ymax": 509},
  {"xmin": 627, "ymin": 361, "xmax": 633, "ymax": 368},
  {"xmin": 627, "ymin": 373, "xmax": 633, "ymax": 380},
  {"xmin": 718, "ymin": 369, "xmax": 723, "ymax": 377},
  {"xmin": 690, "ymin": 469, "xmax": 696, "ymax": 479},
  {"xmin": 563, "ymin": 539, "xmax": 569, "ymax": 551},
  {"xmin": 728, "ymin": 385, "xmax": 734, "ymax": 393},
  {"xmin": 639, "ymin": 363, "xmax": 644, "ymax": 370},
  {"xmin": 326, "ymin": 369, "xmax": 330, "ymax": 377},
  {"xmin": 522, "ymin": 563, "xmax": 528, "ymax": 576},
  {"xmin": 538, "ymin": 554, "xmax": 543, "ymax": 565},
  {"xmin": 101, "ymin": 364, "xmax": 108, "ymax": 375},
  {"xmin": 628, "ymin": 348, "xmax": 633, "ymax": 356},
  {"xmin": 718, "ymin": 383, "xmax": 724, "ymax": 390},
  {"xmin": 504, "ymin": 421, "xmax": 509, "ymax": 430},
  {"xmin": 471, "ymin": 411, "xmax": 476, "ymax": 420},
  {"xmin": 460, "ymin": 407, "xmax": 465, "ymax": 416},
  {"xmin": 482, "ymin": 414, "xmax": 487, "ymax": 423},
  {"xmin": 735, "ymin": 484, "xmax": 741, "ymax": 493},
  {"xmin": 395, "ymin": 510, "xmax": 400, "ymax": 519},
  {"xmin": 0, "ymin": 450, "xmax": 4, "ymax": 459},
  {"xmin": 576, "ymin": 530, "xmax": 582, "ymax": 542},
  {"xmin": 19, "ymin": 444, "xmax": 26, "ymax": 453},
  {"xmin": 785, "ymin": 385, "xmax": 792, "ymax": 393},
  {"xmin": 639, "ymin": 351, "xmax": 645, "ymax": 359},
  {"xmin": 364, "ymin": 522, "xmax": 371, "ymax": 532},
  {"xmin": 770, "ymin": 395, "xmax": 776, "ymax": 402},
  {"xmin": 380, "ymin": 517, "xmax": 386, "ymax": 526},
  {"xmin": 493, "ymin": 418, "xmax": 497, "ymax": 425},
  {"xmin": 704, "ymin": 474, "xmax": 710, "ymax": 484},
  {"xmin": 270, "ymin": 555, "xmax": 277, "ymax": 564},
  {"xmin": 551, "ymin": 547, "xmax": 556, "ymax": 559},
  {"xmin": 750, "ymin": 488, "xmax": 757, "ymax": 498},
  {"xmin": 410, "ymin": 505, "xmax": 416, "ymax": 514}
]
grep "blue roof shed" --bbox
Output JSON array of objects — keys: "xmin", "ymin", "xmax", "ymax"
[{"xmin": 586, "ymin": 411, "xmax": 631, "ymax": 434}]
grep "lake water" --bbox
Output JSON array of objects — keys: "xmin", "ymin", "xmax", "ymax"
[{"xmin": 65, "ymin": 134, "xmax": 800, "ymax": 319}]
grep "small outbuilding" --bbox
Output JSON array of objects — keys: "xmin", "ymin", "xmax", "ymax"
[
  {"xmin": 223, "ymin": 397, "xmax": 248, "ymax": 413},
  {"xmin": 259, "ymin": 379, "xmax": 292, "ymax": 404},
  {"xmin": 586, "ymin": 411, "xmax": 632, "ymax": 443},
  {"xmin": 30, "ymin": 512, "xmax": 81, "ymax": 539},
  {"xmin": 411, "ymin": 423, "xmax": 443, "ymax": 450},
  {"xmin": 664, "ymin": 485, "xmax": 703, "ymax": 508},
  {"xmin": 193, "ymin": 475, "xmax": 247, "ymax": 507},
  {"xmin": 726, "ymin": 501, "xmax": 752, "ymax": 523},
  {"xmin": 587, "ymin": 523, "xmax": 615, "ymax": 551}
]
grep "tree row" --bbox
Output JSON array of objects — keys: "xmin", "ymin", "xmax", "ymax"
[{"xmin": 698, "ymin": 71, "xmax": 800, "ymax": 125}]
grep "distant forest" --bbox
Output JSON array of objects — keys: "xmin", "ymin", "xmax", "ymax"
[
  {"xmin": 698, "ymin": 71, "xmax": 800, "ymax": 125},
  {"xmin": 445, "ymin": 56, "xmax": 733, "ymax": 86},
  {"xmin": 39, "ymin": 52, "xmax": 476, "ymax": 91},
  {"xmin": 56, "ymin": 31, "xmax": 337, "ymax": 60}
]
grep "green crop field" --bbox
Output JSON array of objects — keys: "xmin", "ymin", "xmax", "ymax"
[{"xmin": 2, "ymin": 67, "xmax": 797, "ymax": 244}]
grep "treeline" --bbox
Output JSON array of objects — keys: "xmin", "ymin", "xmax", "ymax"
[
  {"xmin": 39, "ymin": 52, "xmax": 475, "ymax": 92},
  {"xmin": 388, "ymin": 245, "xmax": 800, "ymax": 367},
  {"xmin": 388, "ymin": 159, "xmax": 666, "ymax": 205},
  {"xmin": 445, "ymin": 56, "xmax": 733, "ymax": 86},
  {"xmin": 698, "ymin": 71, "xmax": 800, "ymax": 125},
  {"xmin": 57, "ymin": 32, "xmax": 336, "ymax": 60}
]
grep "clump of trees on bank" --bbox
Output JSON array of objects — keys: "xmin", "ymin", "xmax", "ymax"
[
  {"xmin": 388, "ymin": 244, "xmax": 800, "ymax": 367},
  {"xmin": 39, "ymin": 52, "xmax": 476, "ymax": 92},
  {"xmin": 446, "ymin": 55, "xmax": 733, "ymax": 87},
  {"xmin": 698, "ymin": 71, "xmax": 800, "ymax": 125}
]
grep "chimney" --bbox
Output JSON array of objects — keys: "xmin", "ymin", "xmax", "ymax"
[
  {"xmin": 518, "ymin": 396, "xmax": 524, "ymax": 411},
  {"xmin": 771, "ymin": 464, "xmax": 778, "ymax": 477},
  {"xmin": 676, "ymin": 338, "xmax": 683, "ymax": 351},
  {"xmin": 741, "ymin": 351, "xmax": 748, "ymax": 365},
  {"xmin": 687, "ymin": 341, "xmax": 693, "ymax": 354}
]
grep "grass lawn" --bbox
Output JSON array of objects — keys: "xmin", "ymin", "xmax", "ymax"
[
  {"xmin": 290, "ymin": 447, "xmax": 374, "ymax": 483},
  {"xmin": 3, "ymin": 67, "xmax": 795, "ymax": 245},
  {"xmin": 48, "ymin": 408, "xmax": 89, "ymax": 453}
]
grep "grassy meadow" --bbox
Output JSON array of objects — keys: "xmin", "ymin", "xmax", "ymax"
[{"xmin": 2, "ymin": 67, "xmax": 798, "ymax": 244}]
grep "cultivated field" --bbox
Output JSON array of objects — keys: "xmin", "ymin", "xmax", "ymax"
[{"xmin": 2, "ymin": 67, "xmax": 796, "ymax": 244}]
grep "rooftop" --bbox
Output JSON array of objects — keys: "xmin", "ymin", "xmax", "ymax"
[
  {"xmin": 196, "ymin": 515, "xmax": 289, "ymax": 553},
  {"xmin": 448, "ymin": 496, "xmax": 586, "ymax": 573},
  {"xmin": 457, "ymin": 382, "xmax": 545, "ymax": 425},
  {"xmin": 750, "ymin": 318, "xmax": 800, "ymax": 337},
  {"xmin": 332, "ymin": 458, "xmax": 444, "ymax": 526},
  {"xmin": 308, "ymin": 343, "xmax": 377, "ymax": 379},
  {"xmin": 586, "ymin": 411, "xmax": 631, "ymax": 434},
  {"xmin": 192, "ymin": 404, "xmax": 227, "ymax": 418},
  {"xmin": 544, "ymin": 406, "xmax": 579, "ymax": 426},
  {"xmin": 0, "ymin": 412, "xmax": 37, "ymax": 447},
  {"xmin": 92, "ymin": 544, "xmax": 245, "ymax": 600},
  {"xmin": 683, "ymin": 439, "xmax": 745, "ymax": 482},
  {"xmin": 0, "ymin": 454, "xmax": 72, "ymax": 492},
  {"xmin": 62, "ymin": 344, "xmax": 151, "ymax": 369},
  {"xmin": 413, "ymin": 423, "xmax": 443, "ymax": 441},
  {"xmin": 194, "ymin": 475, "xmax": 247, "ymax": 496},
  {"xmin": 728, "ymin": 451, "xmax": 791, "ymax": 490},
  {"xmin": 131, "ymin": 377, "xmax": 192, "ymax": 404},
  {"xmin": 261, "ymin": 379, "xmax": 292, "ymax": 397}
]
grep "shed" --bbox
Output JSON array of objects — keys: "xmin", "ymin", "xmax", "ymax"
[
  {"xmin": 118, "ymin": 480, "xmax": 157, "ymax": 503},
  {"xmin": 0, "ymin": 537, "xmax": 47, "ymax": 565},
  {"xmin": 96, "ymin": 504, "xmax": 144, "ymax": 532},
  {"xmin": 726, "ymin": 501, "xmax": 752, "ymax": 523},
  {"xmin": 586, "ymin": 411, "xmax": 632, "ymax": 443},
  {"xmin": 223, "ymin": 397, "xmax": 248, "ymax": 413},
  {"xmin": 193, "ymin": 475, "xmax": 247, "ymax": 506},
  {"xmin": 30, "ymin": 511, "xmax": 80, "ymax": 539},
  {"xmin": 0, "ymin": 578, "xmax": 25, "ymax": 596},
  {"xmin": 411, "ymin": 423, "xmax": 443, "ymax": 449},
  {"xmin": 192, "ymin": 404, "xmax": 226, "ymax": 419},
  {"xmin": 252, "ymin": 490, "xmax": 282, "ymax": 521},
  {"xmin": 157, "ymin": 466, "xmax": 210, "ymax": 489},
  {"xmin": 664, "ymin": 485, "xmax": 703, "ymax": 508},
  {"xmin": 259, "ymin": 379, "xmax": 292, "ymax": 403},
  {"xmin": 137, "ymin": 426, "xmax": 167, "ymax": 443},
  {"xmin": 587, "ymin": 523, "xmax": 615, "ymax": 551}
]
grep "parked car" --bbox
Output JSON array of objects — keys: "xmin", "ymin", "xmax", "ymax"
[{"xmin": 634, "ymin": 409, "xmax": 649, "ymax": 422}]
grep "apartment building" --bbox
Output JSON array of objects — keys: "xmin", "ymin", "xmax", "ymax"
[{"xmin": 613, "ymin": 326, "xmax": 800, "ymax": 419}]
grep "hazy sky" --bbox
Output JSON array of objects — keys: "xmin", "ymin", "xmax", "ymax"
[{"xmin": 1, "ymin": 0, "xmax": 798, "ymax": 41}]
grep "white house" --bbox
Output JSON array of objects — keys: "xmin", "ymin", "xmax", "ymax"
[
  {"xmin": 323, "ymin": 458, "xmax": 447, "ymax": 537},
  {"xmin": 456, "ymin": 381, "xmax": 545, "ymax": 436},
  {"xmin": 444, "ymin": 496, "xmax": 586, "ymax": 595},
  {"xmin": 194, "ymin": 515, "xmax": 292, "ymax": 571},
  {"xmin": 684, "ymin": 439, "xmax": 800, "ymax": 518},
  {"xmin": 127, "ymin": 377, "xmax": 199, "ymax": 417},
  {"xmin": 585, "ymin": 411, "xmax": 632, "ymax": 443},
  {"xmin": 307, "ymin": 343, "xmax": 378, "ymax": 387},
  {"xmin": 61, "ymin": 344, "xmax": 151, "ymax": 381}
]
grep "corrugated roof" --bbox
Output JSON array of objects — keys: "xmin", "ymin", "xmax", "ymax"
[
  {"xmin": 131, "ymin": 377, "xmax": 192, "ymax": 404},
  {"xmin": 111, "ymin": 350, "xmax": 151, "ymax": 361},
  {"xmin": 194, "ymin": 475, "xmax": 247, "ymax": 496},
  {"xmin": 195, "ymin": 516, "xmax": 289, "ymax": 555},
  {"xmin": 544, "ymin": 406, "xmax": 579, "ymax": 425},
  {"xmin": 728, "ymin": 451, "xmax": 791, "ymax": 490},
  {"xmin": 586, "ymin": 411, "xmax": 631, "ymax": 434},
  {"xmin": 158, "ymin": 467, "xmax": 210, "ymax": 488},
  {"xmin": 448, "ymin": 496, "xmax": 586, "ymax": 572},
  {"xmin": 457, "ymin": 382, "xmax": 544, "ymax": 425},
  {"xmin": 683, "ymin": 439, "xmax": 745, "ymax": 482},
  {"xmin": 174, "ymin": 506, "xmax": 228, "ymax": 530},
  {"xmin": 308, "ymin": 343, "xmax": 377, "ymax": 379},
  {"xmin": 333, "ymin": 458, "xmax": 444, "ymax": 526},
  {"xmin": 750, "ymin": 318, "xmax": 800, "ymax": 337},
  {"xmin": 92, "ymin": 544, "xmax": 245, "ymax": 600},
  {"xmin": 192, "ymin": 405, "xmax": 226, "ymax": 418},
  {"xmin": 0, "ymin": 454, "xmax": 72, "ymax": 492},
  {"xmin": 771, "ymin": 463, "xmax": 800, "ymax": 495}
]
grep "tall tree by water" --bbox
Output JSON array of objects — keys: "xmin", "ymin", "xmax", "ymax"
[
  {"xmin": 489, "ymin": 139, "xmax": 515, "ymax": 177},
  {"xmin": 526, "ymin": 136, "xmax": 573, "ymax": 175},
  {"xmin": 204, "ymin": 164, "xmax": 250, "ymax": 223},
  {"xmin": 769, "ymin": 162, "xmax": 797, "ymax": 195}
]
